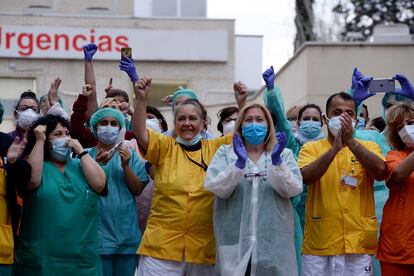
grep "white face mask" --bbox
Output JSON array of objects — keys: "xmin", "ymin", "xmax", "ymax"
[
  {"xmin": 398, "ymin": 125, "xmax": 414, "ymax": 148},
  {"xmin": 146, "ymin": 118, "xmax": 162, "ymax": 133},
  {"xmin": 222, "ymin": 120, "xmax": 235, "ymax": 135},
  {"xmin": 328, "ymin": 116, "xmax": 356, "ymax": 136},
  {"xmin": 18, "ymin": 108, "xmax": 39, "ymax": 129}
]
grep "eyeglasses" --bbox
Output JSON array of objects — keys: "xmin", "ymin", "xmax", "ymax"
[{"xmin": 17, "ymin": 105, "xmax": 38, "ymax": 112}]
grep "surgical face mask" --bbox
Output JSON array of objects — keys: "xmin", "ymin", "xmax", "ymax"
[
  {"xmin": 176, "ymin": 133, "xmax": 202, "ymax": 146},
  {"xmin": 328, "ymin": 116, "xmax": 356, "ymax": 136},
  {"xmin": 222, "ymin": 120, "xmax": 235, "ymax": 135},
  {"xmin": 242, "ymin": 123, "xmax": 268, "ymax": 145},
  {"xmin": 18, "ymin": 108, "xmax": 39, "ymax": 129},
  {"xmin": 398, "ymin": 125, "xmax": 414, "ymax": 148},
  {"xmin": 146, "ymin": 118, "xmax": 162, "ymax": 133},
  {"xmin": 97, "ymin": 125, "xmax": 120, "ymax": 145},
  {"xmin": 299, "ymin": 120, "xmax": 322, "ymax": 139},
  {"xmin": 356, "ymin": 117, "xmax": 366, "ymax": 130},
  {"xmin": 51, "ymin": 137, "xmax": 71, "ymax": 162}
]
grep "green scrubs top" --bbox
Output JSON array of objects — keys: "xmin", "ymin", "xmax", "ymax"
[{"xmin": 16, "ymin": 158, "xmax": 102, "ymax": 276}]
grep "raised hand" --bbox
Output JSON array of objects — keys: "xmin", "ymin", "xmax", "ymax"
[
  {"xmin": 353, "ymin": 77, "xmax": 373, "ymax": 107},
  {"xmin": 161, "ymin": 95, "xmax": 174, "ymax": 107},
  {"xmin": 83, "ymin": 43, "xmax": 97, "ymax": 62},
  {"xmin": 393, "ymin": 74, "xmax": 414, "ymax": 101},
  {"xmin": 119, "ymin": 56, "xmax": 139, "ymax": 83},
  {"xmin": 133, "ymin": 77, "xmax": 152, "ymax": 101},
  {"xmin": 81, "ymin": 84, "xmax": 94, "ymax": 97},
  {"xmin": 118, "ymin": 145, "xmax": 131, "ymax": 167},
  {"xmin": 233, "ymin": 81, "xmax": 248, "ymax": 108},
  {"xmin": 7, "ymin": 136, "xmax": 27, "ymax": 164},
  {"xmin": 96, "ymin": 148, "xmax": 113, "ymax": 165},
  {"xmin": 104, "ymin": 78, "xmax": 113, "ymax": 94},
  {"xmin": 48, "ymin": 78, "xmax": 62, "ymax": 105},
  {"xmin": 33, "ymin": 125, "xmax": 46, "ymax": 142},
  {"xmin": 262, "ymin": 66, "xmax": 275, "ymax": 90},
  {"xmin": 271, "ymin": 132, "xmax": 286, "ymax": 165},
  {"xmin": 351, "ymin": 67, "xmax": 365, "ymax": 89},
  {"xmin": 233, "ymin": 133, "xmax": 247, "ymax": 169},
  {"xmin": 67, "ymin": 138, "xmax": 84, "ymax": 155}
]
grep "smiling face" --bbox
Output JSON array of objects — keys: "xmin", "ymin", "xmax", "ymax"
[{"xmin": 174, "ymin": 104, "xmax": 203, "ymax": 140}]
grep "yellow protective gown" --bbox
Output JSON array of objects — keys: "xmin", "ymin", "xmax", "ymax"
[{"xmin": 138, "ymin": 129, "xmax": 231, "ymax": 264}]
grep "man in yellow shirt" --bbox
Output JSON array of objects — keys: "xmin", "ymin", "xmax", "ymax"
[{"xmin": 298, "ymin": 92, "xmax": 386, "ymax": 276}]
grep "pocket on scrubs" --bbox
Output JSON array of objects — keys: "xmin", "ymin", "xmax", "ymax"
[
  {"xmin": 306, "ymin": 217, "xmax": 333, "ymax": 250},
  {"xmin": 82, "ymin": 189, "xmax": 97, "ymax": 217},
  {"xmin": 0, "ymin": 224, "xmax": 13, "ymax": 262},
  {"xmin": 361, "ymin": 217, "xmax": 378, "ymax": 249}
]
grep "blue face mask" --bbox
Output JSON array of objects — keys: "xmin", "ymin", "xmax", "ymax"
[
  {"xmin": 356, "ymin": 117, "xmax": 366, "ymax": 130},
  {"xmin": 299, "ymin": 120, "xmax": 322, "ymax": 139},
  {"xmin": 97, "ymin": 126, "xmax": 120, "ymax": 145},
  {"xmin": 51, "ymin": 137, "xmax": 71, "ymax": 162},
  {"xmin": 176, "ymin": 133, "xmax": 202, "ymax": 146},
  {"xmin": 242, "ymin": 123, "xmax": 268, "ymax": 145}
]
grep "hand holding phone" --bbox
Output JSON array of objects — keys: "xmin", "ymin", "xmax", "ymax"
[
  {"xmin": 369, "ymin": 78, "xmax": 395, "ymax": 93},
  {"xmin": 121, "ymin": 47, "xmax": 132, "ymax": 61}
]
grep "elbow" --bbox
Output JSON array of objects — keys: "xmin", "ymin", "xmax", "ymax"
[{"xmin": 95, "ymin": 173, "xmax": 107, "ymax": 193}]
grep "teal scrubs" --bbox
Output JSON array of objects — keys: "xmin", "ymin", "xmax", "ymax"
[
  {"xmin": 16, "ymin": 158, "xmax": 102, "ymax": 276},
  {"xmin": 88, "ymin": 148, "xmax": 148, "ymax": 276}
]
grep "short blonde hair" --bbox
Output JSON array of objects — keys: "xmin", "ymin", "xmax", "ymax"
[
  {"xmin": 234, "ymin": 103, "xmax": 277, "ymax": 152},
  {"xmin": 286, "ymin": 105, "xmax": 302, "ymax": 121},
  {"xmin": 386, "ymin": 102, "xmax": 414, "ymax": 150}
]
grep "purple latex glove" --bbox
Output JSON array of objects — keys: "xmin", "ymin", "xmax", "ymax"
[
  {"xmin": 119, "ymin": 56, "xmax": 139, "ymax": 83},
  {"xmin": 233, "ymin": 133, "xmax": 247, "ymax": 169},
  {"xmin": 392, "ymin": 74, "xmax": 414, "ymax": 101},
  {"xmin": 353, "ymin": 77, "xmax": 373, "ymax": 107},
  {"xmin": 83, "ymin": 43, "xmax": 97, "ymax": 62},
  {"xmin": 351, "ymin": 68, "xmax": 365, "ymax": 90},
  {"xmin": 262, "ymin": 66, "xmax": 275, "ymax": 90},
  {"xmin": 271, "ymin": 132, "xmax": 286, "ymax": 166}
]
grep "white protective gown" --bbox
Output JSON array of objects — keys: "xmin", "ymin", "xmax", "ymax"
[{"xmin": 205, "ymin": 144, "xmax": 303, "ymax": 276}]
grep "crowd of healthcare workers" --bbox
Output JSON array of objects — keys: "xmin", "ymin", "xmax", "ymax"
[{"xmin": 1, "ymin": 43, "xmax": 414, "ymax": 276}]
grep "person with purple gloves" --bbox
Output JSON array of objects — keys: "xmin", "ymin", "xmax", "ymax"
[{"xmin": 205, "ymin": 103, "xmax": 303, "ymax": 276}]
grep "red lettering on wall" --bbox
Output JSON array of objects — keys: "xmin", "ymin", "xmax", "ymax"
[
  {"xmin": 17, "ymin": 33, "xmax": 33, "ymax": 56},
  {"xmin": 6, "ymin": 32, "xmax": 15, "ymax": 49},
  {"xmin": 54, "ymin": 34, "xmax": 69, "ymax": 50},
  {"xmin": 90, "ymin": 29, "xmax": 95, "ymax": 44},
  {"xmin": 73, "ymin": 34, "xmax": 87, "ymax": 51},
  {"xmin": 98, "ymin": 35, "xmax": 112, "ymax": 51},
  {"xmin": 36, "ymin": 33, "xmax": 51, "ymax": 50},
  {"xmin": 115, "ymin": 36, "xmax": 129, "ymax": 51}
]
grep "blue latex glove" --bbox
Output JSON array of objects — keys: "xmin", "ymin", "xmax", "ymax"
[
  {"xmin": 233, "ymin": 133, "xmax": 247, "ymax": 169},
  {"xmin": 271, "ymin": 132, "xmax": 286, "ymax": 166},
  {"xmin": 392, "ymin": 74, "xmax": 414, "ymax": 101},
  {"xmin": 119, "ymin": 56, "xmax": 139, "ymax": 82},
  {"xmin": 262, "ymin": 66, "xmax": 275, "ymax": 90},
  {"xmin": 353, "ymin": 77, "xmax": 373, "ymax": 107},
  {"xmin": 83, "ymin": 43, "xmax": 97, "ymax": 62},
  {"xmin": 351, "ymin": 67, "xmax": 365, "ymax": 90}
]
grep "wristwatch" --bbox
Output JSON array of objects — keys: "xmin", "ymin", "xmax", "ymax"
[{"xmin": 78, "ymin": 150, "xmax": 88, "ymax": 159}]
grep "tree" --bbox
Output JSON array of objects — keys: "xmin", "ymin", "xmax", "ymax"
[
  {"xmin": 333, "ymin": 0, "xmax": 414, "ymax": 41},
  {"xmin": 294, "ymin": 0, "xmax": 316, "ymax": 52}
]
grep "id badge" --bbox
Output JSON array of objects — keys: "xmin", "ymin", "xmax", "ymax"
[{"xmin": 341, "ymin": 175, "xmax": 358, "ymax": 187}]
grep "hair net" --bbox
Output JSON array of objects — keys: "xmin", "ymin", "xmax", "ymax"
[
  {"xmin": 172, "ymin": 87, "xmax": 198, "ymax": 103},
  {"xmin": 89, "ymin": 108, "xmax": 126, "ymax": 135}
]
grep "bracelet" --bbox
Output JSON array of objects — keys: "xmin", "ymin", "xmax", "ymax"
[
  {"xmin": 78, "ymin": 151, "xmax": 88, "ymax": 159},
  {"xmin": 351, "ymin": 140, "xmax": 359, "ymax": 151}
]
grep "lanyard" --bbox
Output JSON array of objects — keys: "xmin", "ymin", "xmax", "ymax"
[{"xmin": 179, "ymin": 143, "xmax": 208, "ymax": 172}]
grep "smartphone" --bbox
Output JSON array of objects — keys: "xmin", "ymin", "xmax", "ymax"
[
  {"xmin": 369, "ymin": 78, "xmax": 395, "ymax": 93},
  {"xmin": 121, "ymin": 47, "xmax": 132, "ymax": 60},
  {"xmin": 108, "ymin": 142, "xmax": 123, "ymax": 156}
]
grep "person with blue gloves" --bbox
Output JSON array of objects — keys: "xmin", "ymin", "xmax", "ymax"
[
  {"xmin": 262, "ymin": 66, "xmax": 326, "ymax": 274},
  {"xmin": 87, "ymin": 107, "xmax": 149, "ymax": 276},
  {"xmin": 205, "ymin": 103, "xmax": 303, "ymax": 276},
  {"xmin": 350, "ymin": 68, "xmax": 414, "ymax": 276}
]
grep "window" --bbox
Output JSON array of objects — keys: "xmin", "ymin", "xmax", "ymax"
[{"xmin": 0, "ymin": 78, "xmax": 37, "ymax": 118}]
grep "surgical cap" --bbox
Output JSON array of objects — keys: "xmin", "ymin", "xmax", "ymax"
[
  {"xmin": 89, "ymin": 107, "xmax": 126, "ymax": 135},
  {"xmin": 172, "ymin": 87, "xmax": 198, "ymax": 103}
]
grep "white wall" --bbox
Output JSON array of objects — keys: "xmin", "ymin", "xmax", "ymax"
[{"xmin": 235, "ymin": 35, "xmax": 263, "ymax": 90}]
